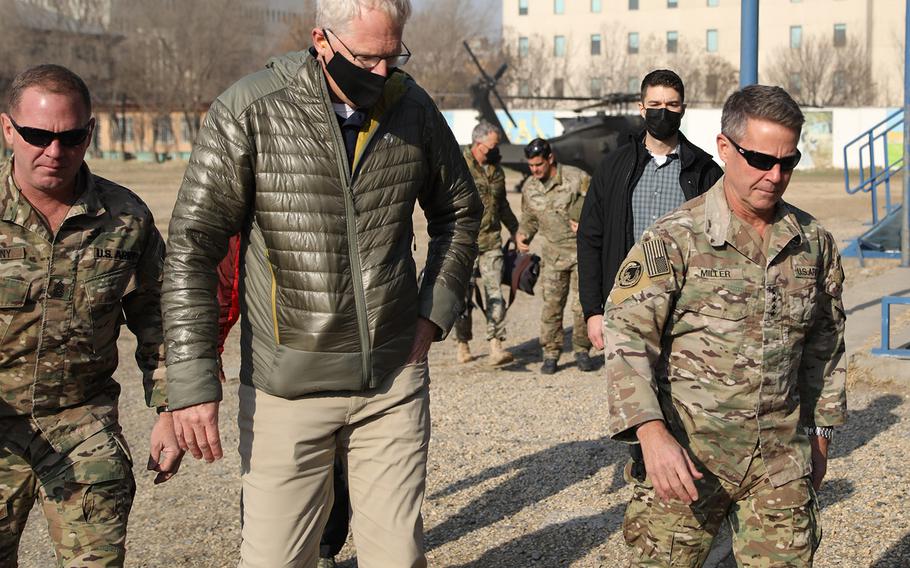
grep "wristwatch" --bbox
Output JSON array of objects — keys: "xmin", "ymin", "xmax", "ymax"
[
  {"xmin": 156, "ymin": 405, "xmax": 171, "ymax": 414},
  {"xmin": 804, "ymin": 426, "xmax": 834, "ymax": 440}
]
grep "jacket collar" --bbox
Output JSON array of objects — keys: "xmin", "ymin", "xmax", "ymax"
[
  {"xmin": 635, "ymin": 130, "xmax": 702, "ymax": 170},
  {"xmin": 704, "ymin": 178, "xmax": 804, "ymax": 265},
  {"xmin": 1, "ymin": 157, "xmax": 105, "ymax": 229}
]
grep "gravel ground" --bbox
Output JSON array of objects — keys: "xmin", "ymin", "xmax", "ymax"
[{"xmin": 14, "ymin": 165, "xmax": 910, "ymax": 567}]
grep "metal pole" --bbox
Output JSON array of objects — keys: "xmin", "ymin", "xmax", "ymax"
[
  {"xmin": 903, "ymin": 0, "xmax": 910, "ymax": 266},
  {"xmin": 740, "ymin": 0, "xmax": 760, "ymax": 87}
]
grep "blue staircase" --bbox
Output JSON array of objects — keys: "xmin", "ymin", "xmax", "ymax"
[{"xmin": 841, "ymin": 109, "xmax": 904, "ymax": 260}]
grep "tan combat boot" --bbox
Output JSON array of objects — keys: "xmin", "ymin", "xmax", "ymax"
[
  {"xmin": 488, "ymin": 338, "xmax": 514, "ymax": 366},
  {"xmin": 456, "ymin": 341, "xmax": 473, "ymax": 363}
]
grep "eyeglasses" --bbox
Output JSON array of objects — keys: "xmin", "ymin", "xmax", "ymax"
[
  {"xmin": 324, "ymin": 29, "xmax": 411, "ymax": 69},
  {"xmin": 9, "ymin": 117, "xmax": 93, "ymax": 148},
  {"xmin": 724, "ymin": 134, "xmax": 801, "ymax": 172},
  {"xmin": 524, "ymin": 139, "xmax": 551, "ymax": 159}
]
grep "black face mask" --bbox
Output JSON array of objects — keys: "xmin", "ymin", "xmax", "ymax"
[
  {"xmin": 485, "ymin": 147, "xmax": 502, "ymax": 165},
  {"xmin": 644, "ymin": 108, "xmax": 682, "ymax": 141},
  {"xmin": 325, "ymin": 52, "xmax": 387, "ymax": 109}
]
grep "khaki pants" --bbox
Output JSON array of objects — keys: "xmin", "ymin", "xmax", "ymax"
[{"xmin": 237, "ymin": 361, "xmax": 431, "ymax": 568}]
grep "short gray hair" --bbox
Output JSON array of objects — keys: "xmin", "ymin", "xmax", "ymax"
[
  {"xmin": 721, "ymin": 85, "xmax": 804, "ymax": 141},
  {"xmin": 471, "ymin": 121, "xmax": 501, "ymax": 144},
  {"xmin": 316, "ymin": 0, "xmax": 412, "ymax": 33}
]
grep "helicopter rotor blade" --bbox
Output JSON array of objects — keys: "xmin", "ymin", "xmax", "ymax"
[
  {"xmin": 491, "ymin": 86, "xmax": 518, "ymax": 129},
  {"xmin": 493, "ymin": 63, "xmax": 508, "ymax": 81},
  {"xmin": 463, "ymin": 41, "xmax": 493, "ymax": 84}
]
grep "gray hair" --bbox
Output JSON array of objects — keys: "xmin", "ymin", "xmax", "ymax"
[
  {"xmin": 316, "ymin": 0, "xmax": 412, "ymax": 33},
  {"xmin": 471, "ymin": 121, "xmax": 501, "ymax": 144},
  {"xmin": 721, "ymin": 85, "xmax": 804, "ymax": 141}
]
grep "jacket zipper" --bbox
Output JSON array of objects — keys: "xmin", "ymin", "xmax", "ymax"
[{"xmin": 324, "ymin": 112, "xmax": 373, "ymax": 390}]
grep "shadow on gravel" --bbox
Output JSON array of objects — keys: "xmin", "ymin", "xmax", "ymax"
[
  {"xmin": 425, "ymin": 437, "xmax": 625, "ymax": 552},
  {"xmin": 817, "ymin": 478, "xmax": 854, "ymax": 510},
  {"xmin": 871, "ymin": 531, "xmax": 910, "ymax": 567},
  {"xmin": 447, "ymin": 505, "xmax": 626, "ymax": 568},
  {"xmin": 830, "ymin": 394, "xmax": 903, "ymax": 459},
  {"xmin": 504, "ymin": 327, "xmax": 604, "ymax": 373}
]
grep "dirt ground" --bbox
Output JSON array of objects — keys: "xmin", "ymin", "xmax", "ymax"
[{"xmin": 14, "ymin": 160, "xmax": 910, "ymax": 567}]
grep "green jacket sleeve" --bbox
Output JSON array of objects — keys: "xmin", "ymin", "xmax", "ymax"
[
  {"xmin": 162, "ymin": 99, "xmax": 255, "ymax": 410},
  {"xmin": 416, "ymin": 103, "xmax": 482, "ymax": 340},
  {"xmin": 496, "ymin": 169, "xmax": 519, "ymax": 236}
]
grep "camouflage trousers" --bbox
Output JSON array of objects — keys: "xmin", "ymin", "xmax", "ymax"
[
  {"xmin": 623, "ymin": 444, "xmax": 821, "ymax": 567},
  {"xmin": 453, "ymin": 248, "xmax": 507, "ymax": 342},
  {"xmin": 539, "ymin": 245, "xmax": 590, "ymax": 360},
  {"xmin": 0, "ymin": 419, "xmax": 135, "ymax": 568}
]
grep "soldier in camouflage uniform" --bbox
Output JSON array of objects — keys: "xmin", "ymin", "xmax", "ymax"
[
  {"xmin": 604, "ymin": 86, "xmax": 846, "ymax": 567},
  {"xmin": 517, "ymin": 138, "xmax": 593, "ymax": 375},
  {"xmin": 453, "ymin": 121, "xmax": 519, "ymax": 366},
  {"xmin": 0, "ymin": 65, "xmax": 182, "ymax": 567}
]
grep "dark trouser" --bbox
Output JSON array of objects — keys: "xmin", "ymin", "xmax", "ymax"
[{"xmin": 319, "ymin": 456, "xmax": 350, "ymax": 559}]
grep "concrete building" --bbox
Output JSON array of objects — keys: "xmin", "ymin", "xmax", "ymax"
[{"xmin": 502, "ymin": 0, "xmax": 905, "ymax": 106}]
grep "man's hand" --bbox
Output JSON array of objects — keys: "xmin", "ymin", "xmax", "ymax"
[
  {"xmin": 569, "ymin": 220, "xmax": 579, "ymax": 234},
  {"xmin": 147, "ymin": 412, "xmax": 185, "ymax": 484},
  {"xmin": 172, "ymin": 401, "xmax": 223, "ymax": 463},
  {"xmin": 407, "ymin": 317, "xmax": 439, "ymax": 364},
  {"xmin": 636, "ymin": 420, "xmax": 703, "ymax": 504},
  {"xmin": 515, "ymin": 232, "xmax": 530, "ymax": 253},
  {"xmin": 587, "ymin": 314, "xmax": 605, "ymax": 350},
  {"xmin": 809, "ymin": 435, "xmax": 829, "ymax": 491}
]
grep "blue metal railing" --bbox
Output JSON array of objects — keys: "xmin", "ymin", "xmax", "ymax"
[
  {"xmin": 871, "ymin": 296, "xmax": 910, "ymax": 357},
  {"xmin": 843, "ymin": 109, "xmax": 904, "ymax": 225}
]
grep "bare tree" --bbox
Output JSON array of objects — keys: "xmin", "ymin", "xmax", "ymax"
[
  {"xmin": 116, "ymin": 0, "xmax": 267, "ymax": 146},
  {"xmin": 766, "ymin": 34, "xmax": 875, "ymax": 107},
  {"xmin": 274, "ymin": 1, "xmax": 316, "ymax": 54}
]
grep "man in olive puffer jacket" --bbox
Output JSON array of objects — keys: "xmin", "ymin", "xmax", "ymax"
[{"xmin": 160, "ymin": 1, "xmax": 481, "ymax": 566}]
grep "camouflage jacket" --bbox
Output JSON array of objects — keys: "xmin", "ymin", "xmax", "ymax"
[
  {"xmin": 519, "ymin": 164, "xmax": 589, "ymax": 250},
  {"xmin": 464, "ymin": 148, "xmax": 518, "ymax": 253},
  {"xmin": 0, "ymin": 158, "xmax": 167, "ymax": 453},
  {"xmin": 604, "ymin": 180, "xmax": 846, "ymax": 488}
]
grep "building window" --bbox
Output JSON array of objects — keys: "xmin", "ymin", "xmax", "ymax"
[
  {"xmin": 668, "ymin": 0, "xmax": 678, "ymax": 7},
  {"xmin": 833, "ymin": 71, "xmax": 846, "ymax": 93},
  {"xmin": 790, "ymin": 26, "xmax": 802, "ymax": 49},
  {"xmin": 591, "ymin": 0, "xmax": 602, "ymax": 13},
  {"xmin": 519, "ymin": 36, "xmax": 529, "ymax": 57},
  {"xmin": 706, "ymin": 74, "xmax": 719, "ymax": 99},
  {"xmin": 628, "ymin": 76, "xmax": 639, "ymax": 93},
  {"xmin": 554, "ymin": 35, "xmax": 567, "ymax": 57},
  {"xmin": 590, "ymin": 77, "xmax": 602, "ymax": 98},
  {"xmin": 706, "ymin": 29, "xmax": 718, "ymax": 53},
  {"xmin": 628, "ymin": 32, "xmax": 640, "ymax": 54},
  {"xmin": 591, "ymin": 34, "xmax": 602, "ymax": 56},
  {"xmin": 553, "ymin": 78, "xmax": 565, "ymax": 97},
  {"xmin": 155, "ymin": 116, "xmax": 174, "ymax": 144},
  {"xmin": 181, "ymin": 116, "xmax": 196, "ymax": 143},
  {"xmin": 834, "ymin": 23, "xmax": 847, "ymax": 47},
  {"xmin": 629, "ymin": 0, "xmax": 639, "ymax": 9},
  {"xmin": 667, "ymin": 31, "xmax": 678, "ymax": 53},
  {"xmin": 789, "ymin": 72, "xmax": 802, "ymax": 95},
  {"xmin": 554, "ymin": 0, "xmax": 565, "ymax": 14},
  {"xmin": 519, "ymin": 80, "xmax": 531, "ymax": 97},
  {"xmin": 519, "ymin": 0, "xmax": 528, "ymax": 15},
  {"xmin": 707, "ymin": 0, "xmax": 719, "ymax": 6}
]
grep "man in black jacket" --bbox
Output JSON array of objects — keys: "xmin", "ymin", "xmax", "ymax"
[{"xmin": 577, "ymin": 69, "xmax": 723, "ymax": 351}]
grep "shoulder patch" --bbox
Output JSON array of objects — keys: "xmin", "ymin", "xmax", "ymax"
[
  {"xmin": 643, "ymin": 238, "xmax": 671, "ymax": 277},
  {"xmin": 618, "ymin": 261, "xmax": 643, "ymax": 288}
]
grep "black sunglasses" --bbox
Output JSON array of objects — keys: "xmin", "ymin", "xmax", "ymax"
[
  {"xmin": 524, "ymin": 138, "xmax": 551, "ymax": 159},
  {"xmin": 724, "ymin": 134, "xmax": 801, "ymax": 172},
  {"xmin": 9, "ymin": 117, "xmax": 93, "ymax": 148}
]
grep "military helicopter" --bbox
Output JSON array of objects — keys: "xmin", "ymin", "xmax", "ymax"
[{"xmin": 463, "ymin": 41, "xmax": 644, "ymax": 180}]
